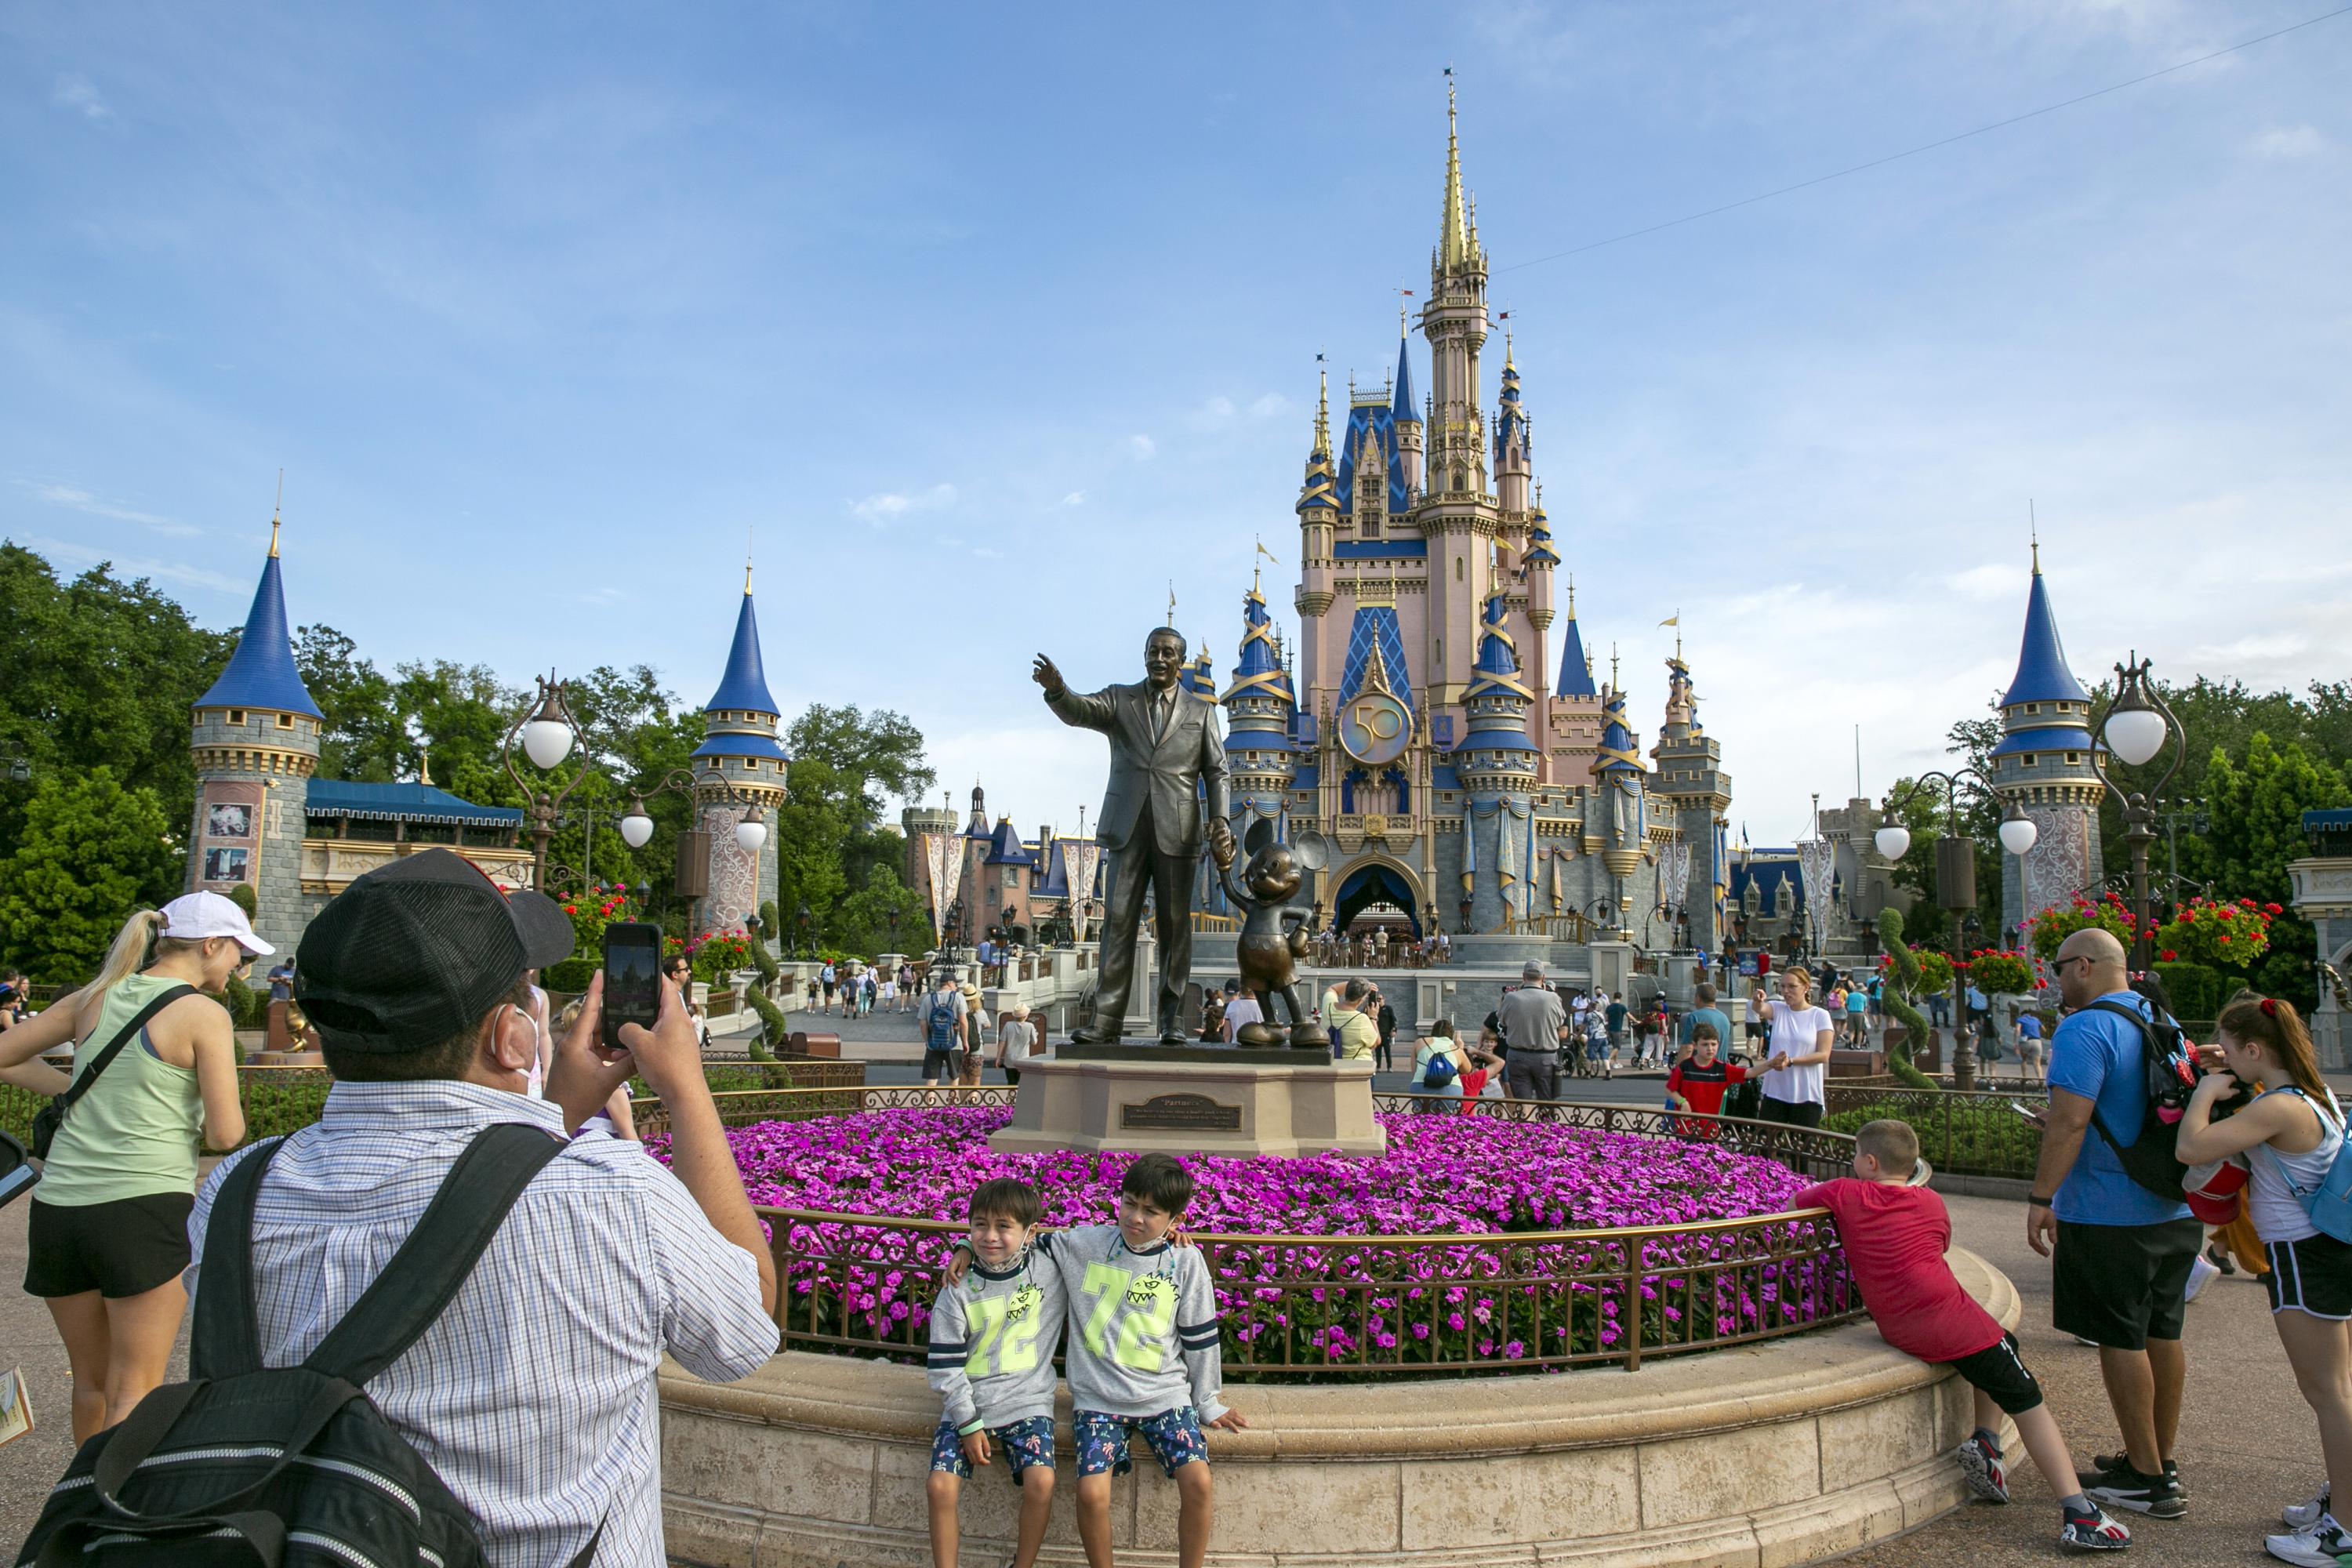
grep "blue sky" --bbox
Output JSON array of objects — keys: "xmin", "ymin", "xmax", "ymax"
[{"xmin": 5, "ymin": 1, "xmax": 2347, "ymax": 844}]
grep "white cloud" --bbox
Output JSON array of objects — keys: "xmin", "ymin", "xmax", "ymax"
[
  {"xmin": 1060, "ymin": 491, "xmax": 1087, "ymax": 506},
  {"xmin": 850, "ymin": 481, "xmax": 956, "ymax": 525},
  {"xmin": 2250, "ymin": 125, "xmax": 2327, "ymax": 160},
  {"xmin": 1127, "ymin": 434, "xmax": 1156, "ymax": 460},
  {"xmin": 1950, "ymin": 562, "xmax": 2024, "ymax": 600},
  {"xmin": 24, "ymin": 535, "xmax": 244, "ymax": 594},
  {"xmin": 1246, "ymin": 393, "xmax": 1291, "ymax": 419},
  {"xmin": 19, "ymin": 479, "xmax": 201, "ymax": 535},
  {"xmin": 51, "ymin": 74, "xmax": 115, "ymax": 122}
]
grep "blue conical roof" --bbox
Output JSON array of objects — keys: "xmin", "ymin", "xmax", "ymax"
[
  {"xmin": 195, "ymin": 551, "xmax": 321, "ymax": 717},
  {"xmin": 1392, "ymin": 336, "xmax": 1419, "ymax": 426},
  {"xmin": 704, "ymin": 593, "xmax": 781, "ymax": 714},
  {"xmin": 2001, "ymin": 566, "xmax": 2089, "ymax": 707},
  {"xmin": 1596, "ymin": 687, "xmax": 1644, "ymax": 774},
  {"xmin": 1555, "ymin": 610, "xmax": 1596, "ymax": 697},
  {"xmin": 1223, "ymin": 587, "xmax": 1295, "ymax": 707}
]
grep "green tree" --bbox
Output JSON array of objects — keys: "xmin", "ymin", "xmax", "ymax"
[
  {"xmin": 0, "ymin": 543, "xmax": 233, "ymax": 858},
  {"xmin": 295, "ymin": 622, "xmax": 405, "ymax": 782},
  {"xmin": 2184, "ymin": 732, "xmax": 2348, "ymax": 1009},
  {"xmin": 0, "ymin": 768, "xmax": 182, "ymax": 981}
]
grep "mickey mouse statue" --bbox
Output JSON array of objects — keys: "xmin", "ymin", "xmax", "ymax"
[{"xmin": 1220, "ymin": 822, "xmax": 1330, "ymax": 1048}]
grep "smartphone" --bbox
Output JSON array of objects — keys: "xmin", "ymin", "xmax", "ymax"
[{"xmin": 601, "ymin": 921, "xmax": 665, "ymax": 1051}]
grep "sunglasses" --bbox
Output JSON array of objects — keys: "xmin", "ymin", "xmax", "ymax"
[{"xmin": 2053, "ymin": 955, "xmax": 2092, "ymax": 975}]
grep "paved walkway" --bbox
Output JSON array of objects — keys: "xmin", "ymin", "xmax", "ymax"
[{"xmin": 2, "ymin": 1144, "xmax": 2319, "ymax": 1563}]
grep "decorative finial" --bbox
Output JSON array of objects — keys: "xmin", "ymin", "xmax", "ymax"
[
  {"xmin": 1610, "ymin": 644, "xmax": 1621, "ymax": 693},
  {"xmin": 1566, "ymin": 573, "xmax": 1576, "ymax": 618},
  {"xmin": 2029, "ymin": 499, "xmax": 2040, "ymax": 575},
  {"xmin": 1504, "ymin": 329, "xmax": 1515, "ymax": 371},
  {"xmin": 746, "ymin": 525, "xmax": 755, "ymax": 593},
  {"xmin": 419, "ymin": 747, "xmax": 434, "ymax": 787},
  {"xmin": 268, "ymin": 469, "xmax": 283, "ymax": 557},
  {"xmin": 1313, "ymin": 361, "xmax": 1330, "ymax": 456}
]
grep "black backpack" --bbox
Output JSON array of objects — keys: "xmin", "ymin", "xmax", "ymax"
[
  {"xmin": 16, "ymin": 1123, "xmax": 597, "ymax": 1568},
  {"xmin": 2081, "ymin": 998, "xmax": 2198, "ymax": 1204}
]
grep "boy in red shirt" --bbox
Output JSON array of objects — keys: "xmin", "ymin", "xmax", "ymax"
[
  {"xmin": 1799, "ymin": 1120, "xmax": 2132, "ymax": 1554},
  {"xmin": 1664, "ymin": 1025, "xmax": 1745, "ymax": 1136}
]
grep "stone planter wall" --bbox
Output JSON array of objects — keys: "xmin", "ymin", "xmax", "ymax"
[{"xmin": 659, "ymin": 1249, "xmax": 2018, "ymax": 1567}]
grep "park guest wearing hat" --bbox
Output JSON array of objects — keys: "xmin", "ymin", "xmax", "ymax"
[
  {"xmin": 183, "ymin": 849, "xmax": 779, "ymax": 1565},
  {"xmin": 1, "ymin": 891, "xmax": 263, "ymax": 1442}
]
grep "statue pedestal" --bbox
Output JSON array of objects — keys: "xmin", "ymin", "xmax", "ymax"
[{"xmin": 988, "ymin": 1044, "xmax": 1385, "ymax": 1159}]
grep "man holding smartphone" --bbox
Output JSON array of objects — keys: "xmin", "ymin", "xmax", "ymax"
[{"xmin": 186, "ymin": 849, "xmax": 779, "ymax": 1566}]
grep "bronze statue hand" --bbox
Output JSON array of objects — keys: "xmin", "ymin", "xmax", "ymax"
[
  {"xmin": 1207, "ymin": 817, "xmax": 1236, "ymax": 869},
  {"xmin": 1032, "ymin": 654, "xmax": 1064, "ymax": 695}
]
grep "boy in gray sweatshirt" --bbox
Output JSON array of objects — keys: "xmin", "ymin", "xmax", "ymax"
[
  {"xmin": 1051, "ymin": 1152, "xmax": 1247, "ymax": 1568},
  {"xmin": 926, "ymin": 1178, "xmax": 1064, "ymax": 1568}
]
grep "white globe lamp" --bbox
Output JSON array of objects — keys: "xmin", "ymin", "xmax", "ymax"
[
  {"xmin": 1874, "ymin": 825, "xmax": 1911, "ymax": 861},
  {"xmin": 619, "ymin": 800, "xmax": 655, "ymax": 850},
  {"xmin": 735, "ymin": 815, "xmax": 768, "ymax": 854},
  {"xmin": 2103, "ymin": 707, "xmax": 2167, "ymax": 769},
  {"xmin": 1998, "ymin": 811, "xmax": 2039, "ymax": 858},
  {"xmin": 520, "ymin": 717, "xmax": 572, "ymax": 770}
]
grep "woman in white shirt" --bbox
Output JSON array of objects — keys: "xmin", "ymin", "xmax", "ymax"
[{"xmin": 1748, "ymin": 967, "xmax": 1835, "ymax": 1128}]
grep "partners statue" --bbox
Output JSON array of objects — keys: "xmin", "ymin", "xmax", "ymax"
[
  {"xmin": 1035, "ymin": 629, "xmax": 1235, "ymax": 1044},
  {"xmin": 1220, "ymin": 822, "xmax": 1330, "ymax": 1048}
]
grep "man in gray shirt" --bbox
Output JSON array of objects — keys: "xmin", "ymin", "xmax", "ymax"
[{"xmin": 1497, "ymin": 962, "xmax": 1567, "ymax": 1102}]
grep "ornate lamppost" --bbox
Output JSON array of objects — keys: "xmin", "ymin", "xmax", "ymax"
[
  {"xmin": 501, "ymin": 672, "xmax": 597, "ymax": 895},
  {"xmin": 1876, "ymin": 770, "xmax": 2039, "ymax": 1091},
  {"xmin": 795, "ymin": 901, "xmax": 814, "ymax": 960},
  {"xmin": 2091, "ymin": 653, "xmax": 2187, "ymax": 973},
  {"xmin": 616, "ymin": 768, "xmax": 771, "ymax": 868}
]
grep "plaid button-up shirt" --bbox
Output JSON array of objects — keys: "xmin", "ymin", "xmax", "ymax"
[{"xmin": 187, "ymin": 1080, "xmax": 777, "ymax": 1567}]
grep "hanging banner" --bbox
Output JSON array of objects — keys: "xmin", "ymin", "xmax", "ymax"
[
  {"xmin": 1066, "ymin": 840, "xmax": 1102, "ymax": 943},
  {"xmin": 922, "ymin": 833, "xmax": 956, "ymax": 946},
  {"xmin": 1797, "ymin": 836, "xmax": 1838, "ymax": 956},
  {"xmin": 1660, "ymin": 835, "xmax": 1692, "ymax": 919}
]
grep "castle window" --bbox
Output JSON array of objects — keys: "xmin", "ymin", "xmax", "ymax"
[
  {"xmin": 228, "ymin": 710, "xmax": 246, "ymax": 726},
  {"xmin": 1454, "ymin": 557, "xmax": 1464, "ymax": 583},
  {"xmin": 277, "ymin": 713, "xmax": 294, "ymax": 730},
  {"xmin": 2020, "ymin": 754, "xmax": 2038, "ymax": 768},
  {"xmin": 2067, "ymin": 752, "xmax": 2083, "ymax": 765}
]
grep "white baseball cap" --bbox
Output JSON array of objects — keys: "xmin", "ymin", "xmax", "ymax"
[{"xmin": 161, "ymin": 891, "xmax": 275, "ymax": 957}]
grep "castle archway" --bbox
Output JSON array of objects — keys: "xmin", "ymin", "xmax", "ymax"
[{"xmin": 1333, "ymin": 859, "xmax": 1425, "ymax": 940}]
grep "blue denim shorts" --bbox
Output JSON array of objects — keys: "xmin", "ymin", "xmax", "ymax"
[
  {"xmin": 1073, "ymin": 1406, "xmax": 1207, "ymax": 1478},
  {"xmin": 930, "ymin": 1415, "xmax": 1057, "ymax": 1482}
]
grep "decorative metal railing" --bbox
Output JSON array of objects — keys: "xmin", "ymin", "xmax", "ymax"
[{"xmin": 1822, "ymin": 1083, "xmax": 2045, "ymax": 1180}]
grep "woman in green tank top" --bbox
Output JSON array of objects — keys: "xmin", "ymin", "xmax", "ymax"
[{"xmin": 1, "ymin": 893, "xmax": 256, "ymax": 1441}]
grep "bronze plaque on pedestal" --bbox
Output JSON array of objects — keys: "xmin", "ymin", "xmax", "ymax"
[{"xmin": 1120, "ymin": 1093, "xmax": 1243, "ymax": 1132}]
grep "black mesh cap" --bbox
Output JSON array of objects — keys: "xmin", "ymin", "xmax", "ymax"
[{"xmin": 295, "ymin": 848, "xmax": 576, "ymax": 1054}]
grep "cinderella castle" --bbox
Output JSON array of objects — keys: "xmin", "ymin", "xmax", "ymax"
[{"xmin": 909, "ymin": 91, "xmax": 1733, "ymax": 964}]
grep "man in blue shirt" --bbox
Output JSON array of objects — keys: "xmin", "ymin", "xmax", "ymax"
[
  {"xmin": 1677, "ymin": 982, "xmax": 1733, "ymax": 1058},
  {"xmin": 2027, "ymin": 927, "xmax": 2196, "ymax": 1520}
]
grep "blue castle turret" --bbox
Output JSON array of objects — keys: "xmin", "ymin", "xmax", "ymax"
[
  {"xmin": 690, "ymin": 579, "xmax": 789, "ymax": 935},
  {"xmin": 1594, "ymin": 669, "xmax": 1649, "ymax": 925},
  {"xmin": 187, "ymin": 513, "xmax": 321, "ymax": 949},
  {"xmin": 1991, "ymin": 544, "xmax": 2102, "ymax": 935},
  {"xmin": 1454, "ymin": 589, "xmax": 1541, "ymax": 927},
  {"xmin": 1222, "ymin": 585, "xmax": 1300, "ymax": 824}
]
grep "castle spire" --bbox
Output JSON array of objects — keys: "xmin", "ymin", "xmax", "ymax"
[
  {"xmin": 1554, "ymin": 576, "xmax": 1595, "ymax": 697},
  {"xmin": 1438, "ymin": 78, "xmax": 1475, "ymax": 274},
  {"xmin": 1313, "ymin": 365, "xmax": 1330, "ymax": 458},
  {"xmin": 1391, "ymin": 328, "xmax": 1418, "ymax": 427},
  {"xmin": 2000, "ymin": 546, "xmax": 2088, "ymax": 706},
  {"xmin": 195, "ymin": 525, "xmax": 321, "ymax": 718}
]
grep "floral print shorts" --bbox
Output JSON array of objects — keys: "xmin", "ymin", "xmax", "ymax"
[
  {"xmin": 929, "ymin": 1415, "xmax": 1057, "ymax": 1482},
  {"xmin": 1073, "ymin": 1406, "xmax": 1207, "ymax": 1478}
]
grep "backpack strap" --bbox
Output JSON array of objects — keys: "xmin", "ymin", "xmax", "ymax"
[
  {"xmin": 56, "ymin": 982, "xmax": 199, "ymax": 1117},
  {"xmin": 302, "ymin": 1120, "xmax": 567, "ymax": 1386},
  {"xmin": 189, "ymin": 1134, "xmax": 296, "ymax": 1379},
  {"xmin": 2075, "ymin": 999, "xmax": 2168, "ymax": 1161}
]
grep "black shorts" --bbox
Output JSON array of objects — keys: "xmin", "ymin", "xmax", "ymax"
[
  {"xmin": 2265, "ymin": 1233, "xmax": 2352, "ymax": 1319},
  {"xmin": 2052, "ymin": 1217, "xmax": 2201, "ymax": 1349},
  {"xmin": 922, "ymin": 1048, "xmax": 961, "ymax": 1081},
  {"xmin": 1758, "ymin": 1096, "xmax": 1824, "ymax": 1130},
  {"xmin": 1938, "ymin": 1330, "xmax": 2045, "ymax": 1416},
  {"xmin": 24, "ymin": 1191, "xmax": 195, "ymax": 1299}
]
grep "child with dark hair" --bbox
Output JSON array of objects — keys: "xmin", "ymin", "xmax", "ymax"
[
  {"xmin": 927, "ymin": 1176, "xmax": 1064, "ymax": 1568},
  {"xmin": 1800, "ymin": 1120, "xmax": 2130, "ymax": 1553},
  {"xmin": 2175, "ymin": 996, "xmax": 2352, "ymax": 1566}
]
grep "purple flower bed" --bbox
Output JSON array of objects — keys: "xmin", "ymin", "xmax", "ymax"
[{"xmin": 653, "ymin": 1107, "xmax": 1853, "ymax": 1375}]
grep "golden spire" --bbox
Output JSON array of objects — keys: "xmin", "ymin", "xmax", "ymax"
[
  {"xmin": 2030, "ymin": 499, "xmax": 2040, "ymax": 575},
  {"xmin": 1439, "ymin": 75, "xmax": 1473, "ymax": 274},
  {"xmin": 1312, "ymin": 365, "xmax": 1330, "ymax": 457},
  {"xmin": 745, "ymin": 525, "xmax": 755, "ymax": 593},
  {"xmin": 267, "ymin": 469, "xmax": 283, "ymax": 557},
  {"xmin": 1504, "ymin": 330, "xmax": 1515, "ymax": 372},
  {"xmin": 1565, "ymin": 572, "xmax": 1576, "ymax": 619},
  {"xmin": 1610, "ymin": 643, "xmax": 1621, "ymax": 694}
]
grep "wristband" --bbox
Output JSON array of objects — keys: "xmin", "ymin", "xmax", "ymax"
[
  {"xmin": 957, "ymin": 1418, "xmax": 987, "ymax": 1437},
  {"xmin": 2027, "ymin": 1196, "xmax": 2054, "ymax": 1209}
]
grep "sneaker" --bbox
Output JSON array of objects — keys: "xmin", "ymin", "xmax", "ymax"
[
  {"xmin": 2185, "ymin": 1252, "xmax": 2221, "ymax": 1301},
  {"xmin": 2206, "ymin": 1241, "xmax": 2238, "ymax": 1277},
  {"xmin": 2266, "ymin": 1515, "xmax": 2352, "ymax": 1566},
  {"xmin": 1957, "ymin": 1432, "xmax": 2009, "ymax": 1503},
  {"xmin": 2088, "ymin": 1455, "xmax": 2185, "ymax": 1501},
  {"xmin": 2284, "ymin": 1484, "xmax": 2332, "ymax": 1531},
  {"xmin": 2059, "ymin": 1505, "xmax": 2132, "ymax": 1552},
  {"xmin": 2082, "ymin": 1458, "xmax": 2187, "ymax": 1519}
]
